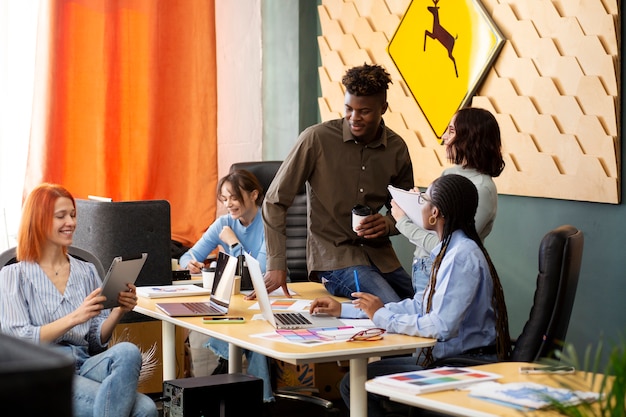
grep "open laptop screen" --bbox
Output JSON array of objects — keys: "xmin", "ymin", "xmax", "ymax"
[{"xmin": 211, "ymin": 251, "xmax": 237, "ymax": 305}]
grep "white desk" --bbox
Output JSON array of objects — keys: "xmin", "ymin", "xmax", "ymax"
[
  {"xmin": 134, "ymin": 282, "xmax": 436, "ymax": 417},
  {"xmin": 366, "ymin": 361, "xmax": 603, "ymax": 417}
]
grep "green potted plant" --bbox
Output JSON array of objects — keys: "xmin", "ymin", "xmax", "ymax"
[{"xmin": 544, "ymin": 335, "xmax": 625, "ymax": 416}]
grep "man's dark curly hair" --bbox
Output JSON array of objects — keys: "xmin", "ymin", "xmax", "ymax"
[{"xmin": 342, "ymin": 63, "xmax": 392, "ymax": 97}]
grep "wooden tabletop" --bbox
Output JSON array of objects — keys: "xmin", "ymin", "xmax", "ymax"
[
  {"xmin": 366, "ymin": 361, "xmax": 605, "ymax": 417},
  {"xmin": 135, "ymin": 281, "xmax": 436, "ymax": 365}
]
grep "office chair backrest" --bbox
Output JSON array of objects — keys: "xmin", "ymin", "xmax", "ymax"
[
  {"xmin": 68, "ymin": 246, "xmax": 106, "ymax": 280},
  {"xmin": 230, "ymin": 161, "xmax": 308, "ymax": 281},
  {"xmin": 511, "ymin": 225, "xmax": 584, "ymax": 362},
  {"xmin": 0, "ymin": 247, "xmax": 17, "ymax": 270},
  {"xmin": 0, "ymin": 246, "xmax": 105, "ymax": 280}
]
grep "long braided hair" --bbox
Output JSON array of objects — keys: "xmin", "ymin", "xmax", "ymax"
[{"xmin": 425, "ymin": 174, "xmax": 511, "ymax": 360}]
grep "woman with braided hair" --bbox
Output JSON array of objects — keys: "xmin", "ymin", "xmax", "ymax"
[{"xmin": 310, "ymin": 174, "xmax": 511, "ymax": 417}]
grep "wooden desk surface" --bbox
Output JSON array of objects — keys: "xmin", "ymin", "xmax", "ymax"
[
  {"xmin": 135, "ymin": 281, "xmax": 436, "ymax": 365},
  {"xmin": 366, "ymin": 361, "xmax": 603, "ymax": 417}
]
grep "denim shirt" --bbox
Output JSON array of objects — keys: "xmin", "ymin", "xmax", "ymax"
[{"xmin": 341, "ymin": 230, "xmax": 497, "ymax": 360}]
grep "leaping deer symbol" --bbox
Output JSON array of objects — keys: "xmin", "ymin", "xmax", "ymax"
[{"xmin": 424, "ymin": 0, "xmax": 458, "ymax": 77}]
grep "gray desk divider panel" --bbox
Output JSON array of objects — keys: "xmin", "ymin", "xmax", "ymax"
[{"xmin": 73, "ymin": 199, "xmax": 172, "ymax": 292}]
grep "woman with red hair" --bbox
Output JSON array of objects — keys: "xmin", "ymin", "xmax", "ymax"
[{"xmin": 0, "ymin": 183, "xmax": 157, "ymax": 417}]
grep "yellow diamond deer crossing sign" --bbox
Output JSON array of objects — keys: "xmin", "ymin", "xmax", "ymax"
[{"xmin": 388, "ymin": 0, "xmax": 504, "ymax": 138}]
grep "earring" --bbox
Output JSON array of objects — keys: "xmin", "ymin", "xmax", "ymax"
[{"xmin": 428, "ymin": 215, "xmax": 437, "ymax": 226}]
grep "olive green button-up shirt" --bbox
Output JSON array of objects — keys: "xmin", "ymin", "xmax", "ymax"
[{"xmin": 262, "ymin": 118, "xmax": 414, "ymax": 277}]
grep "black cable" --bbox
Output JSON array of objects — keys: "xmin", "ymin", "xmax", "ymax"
[{"xmin": 153, "ymin": 396, "xmax": 171, "ymax": 403}]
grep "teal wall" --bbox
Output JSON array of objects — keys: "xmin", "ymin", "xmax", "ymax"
[
  {"xmin": 262, "ymin": 0, "xmax": 319, "ymax": 161},
  {"xmin": 263, "ymin": 1, "xmax": 625, "ymax": 365},
  {"xmin": 489, "ymin": 194, "xmax": 625, "ymax": 357}
]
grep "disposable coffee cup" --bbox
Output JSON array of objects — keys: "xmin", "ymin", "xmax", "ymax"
[
  {"xmin": 352, "ymin": 204, "xmax": 372, "ymax": 232},
  {"xmin": 202, "ymin": 261, "xmax": 217, "ymax": 291}
]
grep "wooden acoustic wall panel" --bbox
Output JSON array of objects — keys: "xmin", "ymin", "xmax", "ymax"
[{"xmin": 317, "ymin": 0, "xmax": 620, "ymax": 203}]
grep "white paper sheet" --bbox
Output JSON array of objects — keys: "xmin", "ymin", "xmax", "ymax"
[{"xmin": 388, "ymin": 185, "xmax": 427, "ymax": 227}]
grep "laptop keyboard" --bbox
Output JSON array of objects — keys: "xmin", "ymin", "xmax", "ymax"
[
  {"xmin": 274, "ymin": 312, "xmax": 313, "ymax": 326},
  {"xmin": 183, "ymin": 302, "xmax": 222, "ymax": 315}
]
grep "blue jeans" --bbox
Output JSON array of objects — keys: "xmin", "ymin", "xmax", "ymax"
[
  {"xmin": 208, "ymin": 338, "xmax": 274, "ymax": 402},
  {"xmin": 320, "ymin": 265, "xmax": 413, "ymax": 304},
  {"xmin": 58, "ymin": 342, "xmax": 157, "ymax": 417},
  {"xmin": 412, "ymin": 256, "xmax": 433, "ymax": 295}
]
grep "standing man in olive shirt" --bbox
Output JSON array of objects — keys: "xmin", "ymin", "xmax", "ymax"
[{"xmin": 261, "ymin": 64, "xmax": 414, "ymax": 303}]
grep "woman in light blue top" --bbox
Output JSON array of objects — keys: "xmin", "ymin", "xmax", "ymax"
[
  {"xmin": 0, "ymin": 183, "xmax": 157, "ymax": 417},
  {"xmin": 179, "ymin": 170, "xmax": 266, "ymax": 273},
  {"xmin": 392, "ymin": 107, "xmax": 505, "ymax": 294},
  {"xmin": 310, "ymin": 174, "xmax": 511, "ymax": 417},
  {"xmin": 179, "ymin": 169, "xmax": 273, "ymax": 402}
]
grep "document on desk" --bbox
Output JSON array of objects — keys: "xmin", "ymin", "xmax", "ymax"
[
  {"xmin": 248, "ymin": 298, "xmax": 312, "ymax": 312},
  {"xmin": 136, "ymin": 284, "xmax": 211, "ymax": 298},
  {"xmin": 388, "ymin": 185, "xmax": 428, "ymax": 228},
  {"xmin": 241, "ymin": 287, "xmax": 297, "ymax": 297},
  {"xmin": 250, "ymin": 319, "xmax": 376, "ymax": 346},
  {"xmin": 467, "ymin": 381, "xmax": 600, "ymax": 409}
]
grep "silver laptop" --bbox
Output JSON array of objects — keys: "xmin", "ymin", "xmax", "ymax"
[
  {"xmin": 243, "ymin": 252, "xmax": 345, "ymax": 330},
  {"xmin": 156, "ymin": 252, "xmax": 238, "ymax": 317}
]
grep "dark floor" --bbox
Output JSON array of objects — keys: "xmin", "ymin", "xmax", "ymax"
[
  {"xmin": 152, "ymin": 392, "xmax": 349, "ymax": 417},
  {"xmin": 267, "ymin": 396, "xmax": 349, "ymax": 417},
  {"xmin": 151, "ymin": 391, "xmax": 451, "ymax": 417},
  {"xmin": 265, "ymin": 396, "xmax": 444, "ymax": 417}
]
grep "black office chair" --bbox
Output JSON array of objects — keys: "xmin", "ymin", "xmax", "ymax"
[
  {"xmin": 0, "ymin": 247, "xmax": 17, "ymax": 270},
  {"xmin": 229, "ymin": 161, "xmax": 337, "ymax": 411},
  {"xmin": 0, "ymin": 245, "xmax": 105, "ymax": 279},
  {"xmin": 429, "ymin": 224, "xmax": 585, "ymax": 367}
]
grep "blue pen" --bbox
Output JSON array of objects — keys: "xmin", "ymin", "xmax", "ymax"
[{"xmin": 354, "ymin": 270, "xmax": 361, "ymax": 292}]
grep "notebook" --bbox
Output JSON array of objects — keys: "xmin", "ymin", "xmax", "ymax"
[
  {"xmin": 100, "ymin": 253, "xmax": 148, "ymax": 309},
  {"xmin": 243, "ymin": 252, "xmax": 345, "ymax": 329},
  {"xmin": 155, "ymin": 252, "xmax": 238, "ymax": 317},
  {"xmin": 136, "ymin": 284, "xmax": 211, "ymax": 298}
]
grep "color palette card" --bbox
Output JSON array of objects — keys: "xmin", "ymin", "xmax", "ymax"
[{"xmin": 371, "ymin": 367, "xmax": 501, "ymax": 394}]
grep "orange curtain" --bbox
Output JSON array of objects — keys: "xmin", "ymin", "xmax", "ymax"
[{"xmin": 25, "ymin": 0, "xmax": 217, "ymax": 247}]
